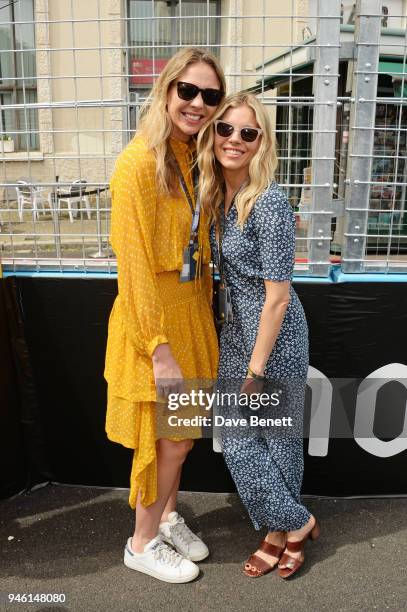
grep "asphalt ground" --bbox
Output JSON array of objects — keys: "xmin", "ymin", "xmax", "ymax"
[{"xmin": 1, "ymin": 485, "xmax": 407, "ymax": 612}]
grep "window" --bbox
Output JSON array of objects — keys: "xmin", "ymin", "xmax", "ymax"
[
  {"xmin": 127, "ymin": 0, "xmax": 220, "ymax": 135},
  {"xmin": 0, "ymin": 0, "xmax": 38, "ymax": 151},
  {"xmin": 127, "ymin": 0, "xmax": 220, "ymax": 91}
]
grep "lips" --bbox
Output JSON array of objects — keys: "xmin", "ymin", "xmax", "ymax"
[
  {"xmin": 182, "ymin": 112, "xmax": 204, "ymax": 124},
  {"xmin": 223, "ymin": 147, "xmax": 245, "ymax": 157}
]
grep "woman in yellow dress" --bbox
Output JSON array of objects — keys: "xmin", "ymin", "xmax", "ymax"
[{"xmin": 104, "ymin": 48, "xmax": 225, "ymax": 583}]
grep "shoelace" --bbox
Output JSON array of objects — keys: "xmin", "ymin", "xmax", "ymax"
[
  {"xmin": 171, "ymin": 517, "xmax": 199, "ymax": 545},
  {"xmin": 153, "ymin": 542, "xmax": 183, "ymax": 567}
]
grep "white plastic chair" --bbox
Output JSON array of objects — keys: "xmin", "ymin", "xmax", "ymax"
[
  {"xmin": 57, "ymin": 180, "xmax": 91, "ymax": 223},
  {"xmin": 0, "ymin": 186, "xmax": 14, "ymax": 227},
  {"xmin": 15, "ymin": 180, "xmax": 53, "ymax": 221}
]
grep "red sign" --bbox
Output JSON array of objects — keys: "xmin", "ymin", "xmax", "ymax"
[{"xmin": 130, "ymin": 58, "xmax": 169, "ymax": 85}]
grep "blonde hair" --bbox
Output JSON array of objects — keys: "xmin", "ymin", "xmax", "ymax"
[
  {"xmin": 137, "ymin": 48, "xmax": 226, "ymax": 195},
  {"xmin": 197, "ymin": 92, "xmax": 278, "ymax": 228}
]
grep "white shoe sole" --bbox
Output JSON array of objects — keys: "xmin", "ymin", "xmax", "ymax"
[
  {"xmin": 161, "ymin": 536, "xmax": 210, "ymax": 562},
  {"xmin": 189, "ymin": 550, "xmax": 209, "ymax": 562},
  {"xmin": 124, "ymin": 555, "xmax": 199, "ymax": 584}
]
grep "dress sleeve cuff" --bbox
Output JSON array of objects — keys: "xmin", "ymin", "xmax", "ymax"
[{"xmin": 147, "ymin": 335, "xmax": 169, "ymax": 358}]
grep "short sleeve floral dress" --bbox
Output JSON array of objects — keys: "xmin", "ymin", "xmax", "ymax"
[{"xmin": 209, "ymin": 181, "xmax": 312, "ymax": 532}]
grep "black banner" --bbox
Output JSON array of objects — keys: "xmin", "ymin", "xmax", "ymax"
[{"xmin": 1, "ymin": 276, "xmax": 407, "ymax": 499}]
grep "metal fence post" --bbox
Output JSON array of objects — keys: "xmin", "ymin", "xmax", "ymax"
[
  {"xmin": 308, "ymin": 0, "xmax": 341, "ymax": 277},
  {"xmin": 342, "ymin": 0, "xmax": 382, "ymax": 273}
]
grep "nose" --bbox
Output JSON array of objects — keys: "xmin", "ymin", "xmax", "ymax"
[
  {"xmin": 228, "ymin": 129, "xmax": 242, "ymax": 144},
  {"xmin": 189, "ymin": 92, "xmax": 204, "ymax": 109}
]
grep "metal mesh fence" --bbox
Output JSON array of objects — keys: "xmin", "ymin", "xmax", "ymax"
[{"xmin": 0, "ymin": 0, "xmax": 406, "ymax": 274}]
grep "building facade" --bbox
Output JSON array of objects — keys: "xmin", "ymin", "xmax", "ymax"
[{"xmin": 1, "ymin": 1, "xmax": 406, "ymax": 273}]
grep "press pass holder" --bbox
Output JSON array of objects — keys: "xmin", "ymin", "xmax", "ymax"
[{"xmin": 180, "ymin": 240, "xmax": 200, "ymax": 283}]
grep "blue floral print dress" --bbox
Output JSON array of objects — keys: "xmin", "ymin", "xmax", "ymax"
[{"xmin": 210, "ymin": 181, "xmax": 312, "ymax": 531}]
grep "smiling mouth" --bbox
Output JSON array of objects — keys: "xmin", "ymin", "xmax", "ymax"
[
  {"xmin": 223, "ymin": 147, "xmax": 245, "ymax": 157},
  {"xmin": 182, "ymin": 112, "xmax": 204, "ymax": 123}
]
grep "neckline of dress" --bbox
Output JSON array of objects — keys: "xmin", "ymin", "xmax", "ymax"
[
  {"xmin": 221, "ymin": 200, "xmax": 237, "ymax": 227},
  {"xmin": 223, "ymin": 179, "xmax": 247, "ymax": 218},
  {"xmin": 169, "ymin": 136, "xmax": 196, "ymax": 154},
  {"xmin": 223, "ymin": 200, "xmax": 235, "ymax": 219}
]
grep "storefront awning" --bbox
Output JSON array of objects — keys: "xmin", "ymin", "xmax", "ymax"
[
  {"xmin": 251, "ymin": 26, "xmax": 407, "ymax": 96},
  {"xmin": 250, "ymin": 58, "xmax": 407, "ymax": 98},
  {"xmin": 379, "ymin": 60, "xmax": 407, "ymax": 97},
  {"xmin": 256, "ymin": 61, "xmax": 313, "ymax": 91}
]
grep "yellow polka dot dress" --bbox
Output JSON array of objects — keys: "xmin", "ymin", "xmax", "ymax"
[{"xmin": 104, "ymin": 135, "xmax": 219, "ymax": 509}]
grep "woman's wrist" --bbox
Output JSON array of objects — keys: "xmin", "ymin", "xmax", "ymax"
[
  {"xmin": 152, "ymin": 343, "xmax": 171, "ymax": 363},
  {"xmin": 247, "ymin": 364, "xmax": 265, "ymax": 380}
]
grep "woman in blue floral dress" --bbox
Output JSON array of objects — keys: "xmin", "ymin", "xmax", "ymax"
[{"xmin": 198, "ymin": 92, "xmax": 320, "ymax": 579}]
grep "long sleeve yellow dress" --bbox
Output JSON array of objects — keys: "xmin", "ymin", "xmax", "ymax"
[{"xmin": 104, "ymin": 135, "xmax": 219, "ymax": 510}]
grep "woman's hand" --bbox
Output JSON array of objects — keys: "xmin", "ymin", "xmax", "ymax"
[
  {"xmin": 240, "ymin": 376, "xmax": 264, "ymax": 396},
  {"xmin": 152, "ymin": 343, "xmax": 184, "ymax": 400}
]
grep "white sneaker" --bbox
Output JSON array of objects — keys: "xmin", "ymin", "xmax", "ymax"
[
  {"xmin": 159, "ymin": 511, "xmax": 209, "ymax": 562},
  {"xmin": 123, "ymin": 535, "xmax": 199, "ymax": 584}
]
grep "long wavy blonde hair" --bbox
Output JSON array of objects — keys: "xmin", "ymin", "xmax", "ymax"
[
  {"xmin": 137, "ymin": 48, "xmax": 226, "ymax": 196},
  {"xmin": 197, "ymin": 92, "xmax": 278, "ymax": 228}
]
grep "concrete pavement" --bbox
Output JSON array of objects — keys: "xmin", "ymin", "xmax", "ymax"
[{"xmin": 1, "ymin": 485, "xmax": 407, "ymax": 612}]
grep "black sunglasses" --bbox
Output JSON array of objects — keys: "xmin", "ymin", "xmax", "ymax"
[
  {"xmin": 215, "ymin": 120, "xmax": 263, "ymax": 143},
  {"xmin": 176, "ymin": 81, "xmax": 224, "ymax": 107}
]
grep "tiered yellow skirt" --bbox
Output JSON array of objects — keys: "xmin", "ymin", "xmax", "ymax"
[{"xmin": 105, "ymin": 268, "xmax": 218, "ymax": 509}]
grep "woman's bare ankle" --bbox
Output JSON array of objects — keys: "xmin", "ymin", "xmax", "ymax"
[
  {"xmin": 287, "ymin": 515, "xmax": 315, "ymax": 539},
  {"xmin": 160, "ymin": 511, "xmax": 173, "ymax": 524},
  {"xmin": 131, "ymin": 534, "xmax": 155, "ymax": 553},
  {"xmin": 265, "ymin": 530, "xmax": 286, "ymax": 544}
]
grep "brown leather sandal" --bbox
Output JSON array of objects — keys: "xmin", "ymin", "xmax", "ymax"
[
  {"xmin": 278, "ymin": 519, "xmax": 320, "ymax": 579},
  {"xmin": 243, "ymin": 539, "xmax": 286, "ymax": 578}
]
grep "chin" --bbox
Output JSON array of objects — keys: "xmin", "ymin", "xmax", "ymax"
[
  {"xmin": 182, "ymin": 126, "xmax": 200, "ymax": 139},
  {"xmin": 181, "ymin": 118, "xmax": 204, "ymax": 134},
  {"xmin": 186, "ymin": 127, "xmax": 200, "ymax": 136},
  {"xmin": 222, "ymin": 159, "xmax": 244, "ymax": 170}
]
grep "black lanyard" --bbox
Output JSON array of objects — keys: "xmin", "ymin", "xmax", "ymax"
[
  {"xmin": 170, "ymin": 146, "xmax": 200, "ymax": 243},
  {"xmin": 217, "ymin": 203, "xmax": 227, "ymax": 286}
]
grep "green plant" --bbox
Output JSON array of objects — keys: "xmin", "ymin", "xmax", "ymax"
[{"xmin": 0, "ymin": 135, "xmax": 12, "ymax": 141}]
